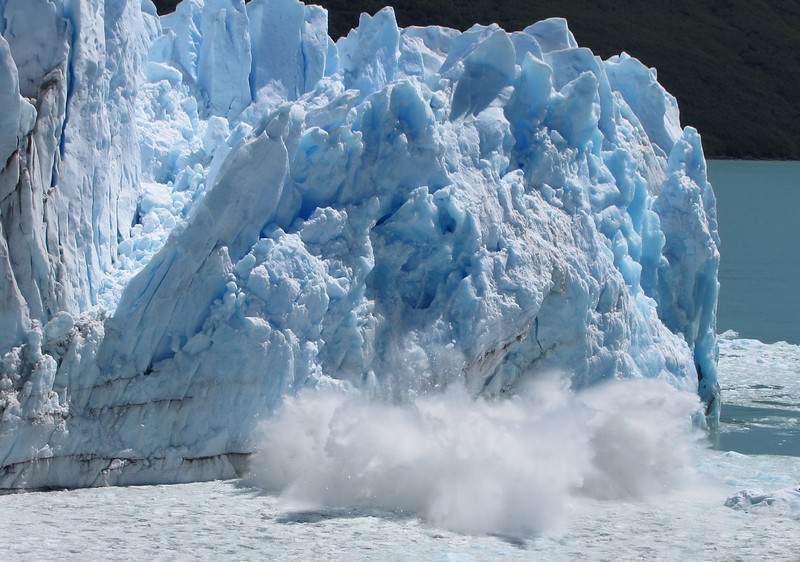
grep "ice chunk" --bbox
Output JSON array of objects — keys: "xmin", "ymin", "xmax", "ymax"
[
  {"xmin": 545, "ymin": 70, "xmax": 601, "ymax": 148},
  {"xmin": 510, "ymin": 31, "xmax": 543, "ymax": 65},
  {"xmin": 726, "ymin": 487, "xmax": 800, "ymax": 516},
  {"xmin": 653, "ymin": 127, "xmax": 720, "ymax": 416},
  {"xmin": 398, "ymin": 26, "xmax": 458, "ymax": 83},
  {"xmin": 301, "ymin": 4, "xmax": 332, "ymax": 87},
  {"xmin": 161, "ymin": 0, "xmax": 203, "ymax": 82},
  {"xmin": 249, "ymin": 0, "xmax": 304, "ymax": 99},
  {"xmin": 100, "ymin": 127, "xmax": 290, "ymax": 375}
]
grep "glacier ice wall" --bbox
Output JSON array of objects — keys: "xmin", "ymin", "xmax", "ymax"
[
  {"xmin": 0, "ymin": 0, "xmax": 719, "ymax": 489},
  {"xmin": 0, "ymin": 0, "xmax": 149, "ymax": 334}
]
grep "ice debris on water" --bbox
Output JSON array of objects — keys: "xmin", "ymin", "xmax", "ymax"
[{"xmin": 725, "ymin": 487, "xmax": 800, "ymax": 516}]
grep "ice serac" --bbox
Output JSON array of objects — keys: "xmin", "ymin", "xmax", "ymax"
[
  {"xmin": 161, "ymin": 0, "xmax": 252, "ymax": 118},
  {"xmin": 248, "ymin": 0, "xmax": 332, "ymax": 101},
  {"xmin": 198, "ymin": 0, "xmax": 252, "ymax": 118},
  {"xmin": 337, "ymin": 7, "xmax": 400, "ymax": 99},
  {"xmin": 654, "ymin": 128, "xmax": 721, "ymax": 417},
  {"xmin": 605, "ymin": 52, "xmax": 682, "ymax": 157},
  {"xmin": 524, "ymin": 17, "xmax": 578, "ymax": 53},
  {"xmin": 157, "ymin": 0, "xmax": 332, "ymax": 111},
  {"xmin": 0, "ymin": 3, "xmax": 720, "ymax": 489},
  {"xmin": 99, "ymin": 124, "xmax": 290, "ymax": 375}
]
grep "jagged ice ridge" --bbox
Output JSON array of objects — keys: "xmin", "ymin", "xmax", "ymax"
[{"xmin": 0, "ymin": 0, "xmax": 719, "ymax": 489}]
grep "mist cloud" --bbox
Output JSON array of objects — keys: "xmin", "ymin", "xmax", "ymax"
[{"xmin": 248, "ymin": 374, "xmax": 703, "ymax": 537}]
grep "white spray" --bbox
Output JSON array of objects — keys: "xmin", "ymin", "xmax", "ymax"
[{"xmin": 248, "ymin": 373, "xmax": 703, "ymax": 537}]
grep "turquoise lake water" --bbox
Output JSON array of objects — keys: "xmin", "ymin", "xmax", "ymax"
[
  {"xmin": 707, "ymin": 160, "xmax": 800, "ymax": 345},
  {"xmin": 706, "ymin": 161, "xmax": 800, "ymax": 456}
]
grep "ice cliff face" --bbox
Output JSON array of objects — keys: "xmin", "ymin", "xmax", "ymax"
[
  {"xmin": 0, "ymin": 0, "xmax": 148, "ymax": 346},
  {"xmin": 0, "ymin": 0, "xmax": 719, "ymax": 489}
]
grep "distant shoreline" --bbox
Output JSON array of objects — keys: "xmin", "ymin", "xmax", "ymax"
[{"xmin": 707, "ymin": 157, "xmax": 800, "ymax": 162}]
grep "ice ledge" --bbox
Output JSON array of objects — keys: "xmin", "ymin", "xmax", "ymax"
[{"xmin": 0, "ymin": 452, "xmax": 249, "ymax": 491}]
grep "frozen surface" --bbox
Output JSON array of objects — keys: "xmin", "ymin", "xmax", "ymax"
[
  {"xmin": 1, "ymin": 0, "xmax": 720, "ymax": 489},
  {"xmin": 0, "ymin": 464, "xmax": 793, "ymax": 562},
  {"xmin": 1, "ymin": 342, "xmax": 798, "ymax": 560}
]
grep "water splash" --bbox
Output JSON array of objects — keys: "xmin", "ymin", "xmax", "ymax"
[{"xmin": 248, "ymin": 374, "xmax": 703, "ymax": 537}]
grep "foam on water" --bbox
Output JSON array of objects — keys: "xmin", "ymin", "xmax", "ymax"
[{"xmin": 247, "ymin": 375, "xmax": 704, "ymax": 537}]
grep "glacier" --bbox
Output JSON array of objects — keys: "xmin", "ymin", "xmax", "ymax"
[{"xmin": 0, "ymin": 0, "xmax": 719, "ymax": 490}]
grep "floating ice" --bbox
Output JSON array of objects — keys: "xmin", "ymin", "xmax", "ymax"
[
  {"xmin": 0, "ymin": 0, "xmax": 720, "ymax": 489},
  {"xmin": 725, "ymin": 487, "xmax": 800, "ymax": 516}
]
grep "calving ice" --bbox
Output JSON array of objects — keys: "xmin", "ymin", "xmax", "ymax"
[{"xmin": 0, "ymin": 0, "xmax": 719, "ymax": 490}]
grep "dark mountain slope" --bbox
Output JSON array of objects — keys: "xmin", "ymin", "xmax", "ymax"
[{"xmin": 153, "ymin": 0, "xmax": 800, "ymax": 159}]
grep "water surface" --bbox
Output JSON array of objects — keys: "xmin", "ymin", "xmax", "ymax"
[{"xmin": 707, "ymin": 160, "xmax": 800, "ymax": 344}]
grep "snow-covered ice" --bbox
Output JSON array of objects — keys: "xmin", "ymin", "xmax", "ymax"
[{"xmin": 1, "ymin": 0, "xmax": 720, "ymax": 489}]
